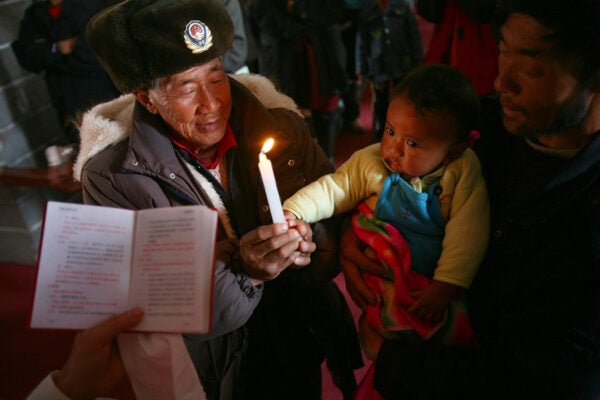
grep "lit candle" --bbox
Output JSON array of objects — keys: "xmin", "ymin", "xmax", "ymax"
[{"xmin": 258, "ymin": 138, "xmax": 286, "ymax": 223}]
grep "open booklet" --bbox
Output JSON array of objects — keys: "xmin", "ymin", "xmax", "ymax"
[{"xmin": 30, "ymin": 201, "xmax": 218, "ymax": 334}]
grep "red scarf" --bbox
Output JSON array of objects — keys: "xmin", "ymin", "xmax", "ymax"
[{"xmin": 169, "ymin": 125, "xmax": 237, "ymax": 169}]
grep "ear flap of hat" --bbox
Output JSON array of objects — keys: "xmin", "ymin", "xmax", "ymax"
[{"xmin": 87, "ymin": 0, "xmax": 234, "ymax": 93}]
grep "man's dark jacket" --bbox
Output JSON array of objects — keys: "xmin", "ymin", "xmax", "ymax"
[{"xmin": 374, "ymin": 97, "xmax": 600, "ymax": 400}]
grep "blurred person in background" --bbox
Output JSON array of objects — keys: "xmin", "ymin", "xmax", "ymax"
[{"xmin": 12, "ymin": 0, "xmax": 121, "ymax": 145}]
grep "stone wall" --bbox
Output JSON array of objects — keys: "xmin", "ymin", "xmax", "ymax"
[{"xmin": 0, "ymin": 0, "xmax": 80, "ymax": 266}]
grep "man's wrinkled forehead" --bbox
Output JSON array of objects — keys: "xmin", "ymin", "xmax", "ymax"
[
  {"xmin": 152, "ymin": 58, "xmax": 225, "ymax": 91},
  {"xmin": 500, "ymin": 13, "xmax": 559, "ymax": 59}
]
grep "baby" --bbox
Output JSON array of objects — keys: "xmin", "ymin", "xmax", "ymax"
[{"xmin": 283, "ymin": 64, "xmax": 489, "ymax": 359}]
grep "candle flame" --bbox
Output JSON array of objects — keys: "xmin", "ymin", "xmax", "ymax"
[{"xmin": 261, "ymin": 138, "xmax": 274, "ymax": 154}]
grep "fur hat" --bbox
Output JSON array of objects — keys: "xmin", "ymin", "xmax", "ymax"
[{"xmin": 86, "ymin": 0, "xmax": 234, "ymax": 93}]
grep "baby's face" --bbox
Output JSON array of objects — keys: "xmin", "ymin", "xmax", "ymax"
[{"xmin": 380, "ymin": 96, "xmax": 461, "ymax": 179}]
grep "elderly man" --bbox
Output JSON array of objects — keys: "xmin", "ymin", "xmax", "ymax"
[
  {"xmin": 341, "ymin": 0, "xmax": 600, "ymax": 398},
  {"xmin": 28, "ymin": 0, "xmax": 361, "ymax": 398}
]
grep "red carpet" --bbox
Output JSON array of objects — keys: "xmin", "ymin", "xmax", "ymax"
[{"xmin": 0, "ymin": 263, "xmax": 75, "ymax": 399}]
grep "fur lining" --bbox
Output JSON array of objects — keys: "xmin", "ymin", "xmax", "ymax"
[
  {"xmin": 74, "ymin": 73, "xmax": 300, "ymax": 181},
  {"xmin": 73, "ymin": 94, "xmax": 135, "ymax": 181}
]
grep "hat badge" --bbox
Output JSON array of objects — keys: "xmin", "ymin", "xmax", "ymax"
[{"xmin": 184, "ymin": 20, "xmax": 213, "ymax": 54}]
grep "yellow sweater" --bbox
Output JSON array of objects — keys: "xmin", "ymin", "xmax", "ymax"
[{"xmin": 283, "ymin": 143, "xmax": 490, "ymax": 288}]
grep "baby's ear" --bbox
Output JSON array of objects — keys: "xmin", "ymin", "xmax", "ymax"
[{"xmin": 444, "ymin": 142, "xmax": 468, "ymax": 165}]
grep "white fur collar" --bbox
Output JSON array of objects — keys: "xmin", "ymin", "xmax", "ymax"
[{"xmin": 73, "ymin": 73, "xmax": 300, "ymax": 181}]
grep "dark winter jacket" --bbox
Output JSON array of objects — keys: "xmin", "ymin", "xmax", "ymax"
[
  {"xmin": 357, "ymin": 0, "xmax": 424, "ymax": 83},
  {"xmin": 252, "ymin": 0, "xmax": 348, "ymax": 102},
  {"xmin": 373, "ymin": 97, "xmax": 600, "ymax": 400},
  {"xmin": 12, "ymin": 0, "xmax": 119, "ymax": 119}
]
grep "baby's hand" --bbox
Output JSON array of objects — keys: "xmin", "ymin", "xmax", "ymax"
[
  {"xmin": 283, "ymin": 210, "xmax": 314, "ymax": 267},
  {"xmin": 407, "ymin": 280, "xmax": 464, "ymax": 323},
  {"xmin": 283, "ymin": 210, "xmax": 308, "ymax": 241},
  {"xmin": 283, "ymin": 210, "xmax": 298, "ymax": 224}
]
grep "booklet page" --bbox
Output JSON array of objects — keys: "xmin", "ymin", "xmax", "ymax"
[
  {"xmin": 129, "ymin": 205, "xmax": 217, "ymax": 333},
  {"xmin": 30, "ymin": 202, "xmax": 134, "ymax": 329}
]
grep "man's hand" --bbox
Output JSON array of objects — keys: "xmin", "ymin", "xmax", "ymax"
[
  {"xmin": 339, "ymin": 223, "xmax": 387, "ymax": 309},
  {"xmin": 407, "ymin": 280, "xmax": 464, "ymax": 323},
  {"xmin": 57, "ymin": 37, "xmax": 77, "ymax": 54},
  {"xmin": 239, "ymin": 220, "xmax": 315, "ymax": 283},
  {"xmin": 54, "ymin": 308, "xmax": 144, "ymax": 400}
]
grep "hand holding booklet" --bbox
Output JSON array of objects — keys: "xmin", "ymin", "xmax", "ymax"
[{"xmin": 30, "ymin": 201, "xmax": 218, "ymax": 334}]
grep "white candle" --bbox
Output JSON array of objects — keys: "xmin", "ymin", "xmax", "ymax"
[{"xmin": 258, "ymin": 138, "xmax": 286, "ymax": 223}]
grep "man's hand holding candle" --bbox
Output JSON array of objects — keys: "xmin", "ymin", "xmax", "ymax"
[
  {"xmin": 238, "ymin": 137, "xmax": 316, "ymax": 285},
  {"xmin": 239, "ymin": 220, "xmax": 316, "ymax": 284}
]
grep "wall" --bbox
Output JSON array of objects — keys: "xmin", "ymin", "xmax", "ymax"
[{"xmin": 0, "ymin": 0, "xmax": 80, "ymax": 266}]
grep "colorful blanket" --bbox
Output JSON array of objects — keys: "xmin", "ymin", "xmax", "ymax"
[
  {"xmin": 353, "ymin": 202, "xmax": 445, "ymax": 340},
  {"xmin": 352, "ymin": 202, "xmax": 477, "ymax": 399}
]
